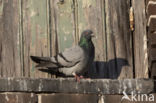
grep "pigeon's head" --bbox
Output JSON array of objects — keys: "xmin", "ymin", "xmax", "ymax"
[{"xmin": 80, "ymin": 29, "xmax": 94, "ymax": 41}]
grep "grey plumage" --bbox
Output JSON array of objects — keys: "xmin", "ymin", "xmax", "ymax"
[{"xmin": 30, "ymin": 29, "xmax": 95, "ymax": 76}]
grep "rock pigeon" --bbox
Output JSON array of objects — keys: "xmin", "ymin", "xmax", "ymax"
[{"xmin": 30, "ymin": 29, "xmax": 95, "ymax": 81}]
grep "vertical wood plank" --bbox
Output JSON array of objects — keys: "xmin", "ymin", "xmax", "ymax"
[
  {"xmin": 132, "ymin": 0, "xmax": 149, "ymax": 78},
  {"xmin": 105, "ymin": 0, "xmax": 133, "ymax": 79},
  {"xmin": 22, "ymin": 0, "xmax": 50, "ymax": 78},
  {"xmin": 50, "ymin": 0, "xmax": 76, "ymax": 53},
  {"xmin": 0, "ymin": 0, "xmax": 22, "ymax": 77},
  {"xmin": 76, "ymin": 0, "xmax": 107, "ymax": 78}
]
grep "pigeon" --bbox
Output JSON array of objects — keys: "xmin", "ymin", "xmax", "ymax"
[{"xmin": 30, "ymin": 29, "xmax": 95, "ymax": 81}]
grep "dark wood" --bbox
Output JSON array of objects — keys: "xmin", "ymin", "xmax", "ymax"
[
  {"xmin": 101, "ymin": 94, "xmax": 156, "ymax": 103},
  {"xmin": 146, "ymin": 0, "xmax": 156, "ymax": 6},
  {"xmin": 146, "ymin": 0, "xmax": 156, "ymax": 78},
  {"xmin": 102, "ymin": 95, "xmax": 131, "ymax": 103},
  {"xmin": 132, "ymin": 0, "xmax": 149, "ymax": 78},
  {"xmin": 146, "ymin": 2, "xmax": 156, "ymax": 19},
  {"xmin": 149, "ymin": 48, "xmax": 156, "ymax": 60},
  {"xmin": 151, "ymin": 62, "xmax": 156, "ymax": 78},
  {"xmin": 148, "ymin": 17, "xmax": 156, "ymax": 32},
  {"xmin": 105, "ymin": 0, "xmax": 133, "ymax": 79},
  {"xmin": 39, "ymin": 94, "xmax": 98, "ymax": 103},
  {"xmin": 0, "ymin": 78, "xmax": 154, "ymax": 94},
  {"xmin": 0, "ymin": 93, "xmax": 37, "ymax": 103},
  {"xmin": 148, "ymin": 33, "xmax": 156, "ymax": 45}
]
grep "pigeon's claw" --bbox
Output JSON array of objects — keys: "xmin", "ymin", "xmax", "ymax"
[
  {"xmin": 79, "ymin": 75, "xmax": 84, "ymax": 79},
  {"xmin": 72, "ymin": 73, "xmax": 82, "ymax": 82},
  {"xmin": 75, "ymin": 75, "xmax": 80, "ymax": 82}
]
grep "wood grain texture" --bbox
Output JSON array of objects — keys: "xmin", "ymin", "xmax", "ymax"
[
  {"xmin": 0, "ymin": 93, "xmax": 37, "ymax": 103},
  {"xmin": 39, "ymin": 94, "xmax": 98, "ymax": 103},
  {"xmin": 22, "ymin": 0, "xmax": 50, "ymax": 78},
  {"xmin": 105, "ymin": 0, "xmax": 133, "ymax": 79},
  {"xmin": 0, "ymin": 0, "xmax": 22, "ymax": 77},
  {"xmin": 76, "ymin": 0, "xmax": 107, "ymax": 78},
  {"xmin": 0, "ymin": 78, "xmax": 154, "ymax": 94},
  {"xmin": 50, "ymin": 0, "xmax": 75, "ymax": 53},
  {"xmin": 0, "ymin": 0, "xmax": 150, "ymax": 79},
  {"xmin": 132, "ymin": 0, "xmax": 149, "ymax": 78}
]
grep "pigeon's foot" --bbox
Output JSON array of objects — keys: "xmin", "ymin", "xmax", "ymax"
[
  {"xmin": 72, "ymin": 73, "xmax": 83, "ymax": 82},
  {"xmin": 79, "ymin": 75, "xmax": 84, "ymax": 79},
  {"xmin": 75, "ymin": 75, "xmax": 81, "ymax": 82}
]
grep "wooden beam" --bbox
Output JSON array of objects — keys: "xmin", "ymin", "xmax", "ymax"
[
  {"xmin": 105, "ymin": 0, "xmax": 133, "ymax": 79},
  {"xmin": 132, "ymin": 0, "xmax": 149, "ymax": 78},
  {"xmin": 0, "ymin": 0, "xmax": 22, "ymax": 77},
  {"xmin": 0, "ymin": 78, "xmax": 154, "ymax": 94}
]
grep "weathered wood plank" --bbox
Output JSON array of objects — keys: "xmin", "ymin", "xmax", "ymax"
[
  {"xmin": 76, "ymin": 0, "xmax": 107, "ymax": 78},
  {"xmin": 0, "ymin": 93, "xmax": 37, "ymax": 103},
  {"xmin": 22, "ymin": 0, "xmax": 50, "ymax": 78},
  {"xmin": 100, "ymin": 95, "xmax": 129, "ymax": 103},
  {"xmin": 100, "ymin": 94, "xmax": 156, "ymax": 103},
  {"xmin": 0, "ymin": 78, "xmax": 154, "ymax": 94},
  {"xmin": 146, "ymin": 1, "xmax": 156, "ymax": 19},
  {"xmin": 0, "ymin": 0, "xmax": 22, "ymax": 77},
  {"xmin": 132, "ymin": 0, "xmax": 149, "ymax": 78},
  {"xmin": 148, "ymin": 16, "xmax": 156, "ymax": 32},
  {"xmin": 105, "ymin": 0, "xmax": 133, "ymax": 79},
  {"xmin": 50, "ymin": 0, "xmax": 75, "ymax": 53},
  {"xmin": 38, "ymin": 94, "xmax": 98, "ymax": 103}
]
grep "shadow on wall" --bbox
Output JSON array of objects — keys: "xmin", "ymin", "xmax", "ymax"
[
  {"xmin": 87, "ymin": 58, "xmax": 129, "ymax": 79},
  {"xmin": 39, "ymin": 58, "xmax": 129, "ymax": 79}
]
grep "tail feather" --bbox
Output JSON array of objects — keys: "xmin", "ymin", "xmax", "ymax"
[
  {"xmin": 30, "ymin": 56, "xmax": 51, "ymax": 63},
  {"xmin": 30, "ymin": 56, "xmax": 59, "ymax": 68},
  {"xmin": 36, "ymin": 62, "xmax": 58, "ymax": 68}
]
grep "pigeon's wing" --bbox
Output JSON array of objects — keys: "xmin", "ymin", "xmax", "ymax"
[
  {"xmin": 55, "ymin": 46, "xmax": 84, "ymax": 67},
  {"xmin": 30, "ymin": 56, "xmax": 59, "ymax": 68},
  {"xmin": 31, "ymin": 46, "xmax": 84, "ymax": 68}
]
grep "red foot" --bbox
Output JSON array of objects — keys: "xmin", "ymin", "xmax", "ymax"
[
  {"xmin": 74, "ymin": 75, "xmax": 81, "ymax": 82},
  {"xmin": 72, "ymin": 73, "xmax": 84, "ymax": 82},
  {"xmin": 72, "ymin": 73, "xmax": 90, "ymax": 82}
]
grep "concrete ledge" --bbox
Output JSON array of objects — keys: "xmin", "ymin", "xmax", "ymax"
[{"xmin": 0, "ymin": 78, "xmax": 155, "ymax": 94}]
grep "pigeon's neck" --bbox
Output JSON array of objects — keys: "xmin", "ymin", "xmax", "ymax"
[{"xmin": 79, "ymin": 37, "xmax": 90, "ymax": 50}]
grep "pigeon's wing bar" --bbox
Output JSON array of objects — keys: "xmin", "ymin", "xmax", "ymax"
[
  {"xmin": 55, "ymin": 46, "xmax": 84, "ymax": 67},
  {"xmin": 31, "ymin": 46, "xmax": 84, "ymax": 68}
]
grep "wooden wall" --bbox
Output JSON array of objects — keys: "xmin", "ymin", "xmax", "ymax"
[
  {"xmin": 146, "ymin": 0, "xmax": 156, "ymax": 78},
  {"xmin": 0, "ymin": 0, "xmax": 148, "ymax": 79}
]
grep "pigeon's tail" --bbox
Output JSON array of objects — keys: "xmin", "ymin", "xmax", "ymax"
[
  {"xmin": 30, "ymin": 56, "xmax": 50, "ymax": 63},
  {"xmin": 30, "ymin": 56, "xmax": 59, "ymax": 68}
]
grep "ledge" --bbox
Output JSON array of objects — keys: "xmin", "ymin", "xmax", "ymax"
[{"xmin": 0, "ymin": 78, "xmax": 155, "ymax": 94}]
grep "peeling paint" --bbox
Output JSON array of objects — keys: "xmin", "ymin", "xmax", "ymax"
[
  {"xmin": 38, "ymin": 80, "xmax": 43, "ymax": 91},
  {"xmin": 31, "ymin": 93, "xmax": 34, "ymax": 97},
  {"xmin": 16, "ymin": 94, "xmax": 19, "ymax": 103},
  {"xmin": 82, "ymin": 0, "xmax": 94, "ymax": 8},
  {"xmin": 5, "ymin": 94, "xmax": 9, "ymax": 101},
  {"xmin": 98, "ymin": 95, "xmax": 104, "ymax": 103},
  {"xmin": 19, "ymin": 79, "xmax": 28, "ymax": 90}
]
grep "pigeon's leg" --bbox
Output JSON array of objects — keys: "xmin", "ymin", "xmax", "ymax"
[
  {"xmin": 79, "ymin": 75, "xmax": 84, "ymax": 79},
  {"xmin": 72, "ymin": 73, "xmax": 81, "ymax": 82},
  {"xmin": 80, "ymin": 75, "xmax": 91, "ymax": 80}
]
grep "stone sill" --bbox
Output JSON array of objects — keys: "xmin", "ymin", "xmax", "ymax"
[{"xmin": 0, "ymin": 78, "xmax": 155, "ymax": 94}]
